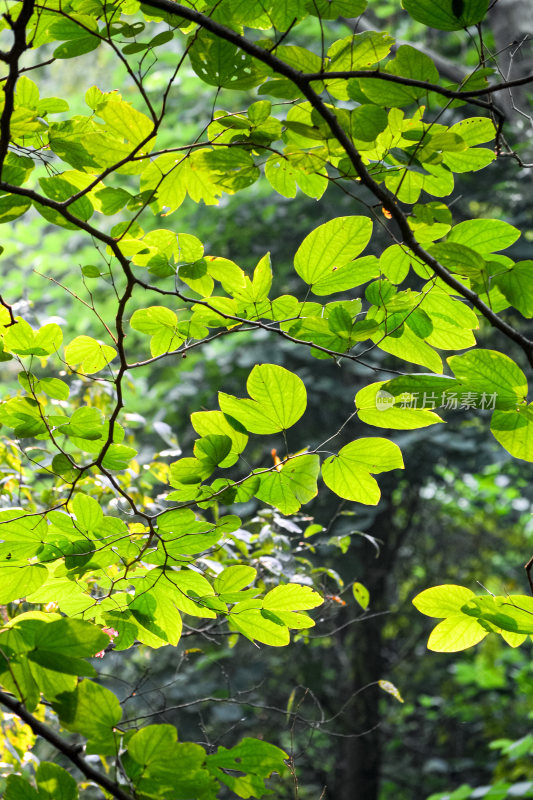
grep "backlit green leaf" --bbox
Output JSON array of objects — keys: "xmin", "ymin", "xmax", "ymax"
[
  {"xmin": 52, "ymin": 679, "xmax": 122, "ymax": 754},
  {"xmin": 447, "ymin": 219, "xmax": 520, "ymax": 253},
  {"xmin": 355, "ymin": 381, "xmax": 443, "ymax": 429},
  {"xmin": 36, "ymin": 762, "xmax": 78, "ymax": 800},
  {"xmin": 294, "ymin": 216, "xmax": 372, "ymax": 287},
  {"xmin": 352, "ymin": 582, "xmax": 369, "ymax": 609},
  {"xmin": 427, "ymin": 616, "xmax": 489, "ymax": 652},
  {"xmin": 495, "ymin": 261, "xmax": 533, "ymax": 317},
  {"xmin": 219, "ymin": 364, "xmax": 307, "ymax": 434},
  {"xmin": 263, "ymin": 583, "xmax": 322, "ymax": 612},
  {"xmin": 491, "ymin": 406, "xmax": 533, "ymax": 462},
  {"xmin": 412, "ymin": 584, "xmax": 476, "ymax": 617},
  {"xmin": 254, "ymin": 454, "xmax": 320, "ymax": 514},
  {"xmin": 215, "ymin": 565, "xmax": 257, "ymax": 594},
  {"xmin": 448, "ymin": 349, "xmax": 528, "ymax": 410},
  {"xmin": 65, "ymin": 335, "xmax": 117, "ymax": 374},
  {"xmin": 0, "ymin": 565, "xmax": 48, "ymax": 603},
  {"xmin": 322, "ymin": 438, "xmax": 404, "ymax": 504},
  {"xmin": 190, "ymin": 410, "xmax": 248, "ymax": 467}
]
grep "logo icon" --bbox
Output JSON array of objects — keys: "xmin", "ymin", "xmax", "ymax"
[{"xmin": 375, "ymin": 390, "xmax": 395, "ymax": 411}]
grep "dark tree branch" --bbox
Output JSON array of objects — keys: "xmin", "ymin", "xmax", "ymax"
[
  {"xmin": 0, "ymin": 2, "xmax": 531, "ymax": 369},
  {"xmin": 526, "ymin": 555, "xmax": 533, "ymax": 595},
  {"xmin": 136, "ymin": 0, "xmax": 533, "ymax": 366},
  {"xmin": 302, "ymin": 68, "xmax": 533, "ymax": 102},
  {"xmin": 0, "ymin": 0, "xmax": 36, "ymax": 172},
  {"xmin": 0, "ymin": 689, "xmax": 135, "ymax": 800},
  {"xmin": 0, "ymin": 294, "xmax": 16, "ymax": 326},
  {"xmin": 346, "ymin": 15, "xmax": 468, "ymax": 84}
]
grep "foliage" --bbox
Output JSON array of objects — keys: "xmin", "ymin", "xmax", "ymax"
[{"xmin": 0, "ymin": 0, "xmax": 532, "ymax": 796}]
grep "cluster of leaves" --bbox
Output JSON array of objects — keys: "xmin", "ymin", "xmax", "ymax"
[
  {"xmin": 0, "ymin": 0, "xmax": 532, "ymax": 796},
  {"xmin": 413, "ymin": 584, "xmax": 533, "ymax": 652}
]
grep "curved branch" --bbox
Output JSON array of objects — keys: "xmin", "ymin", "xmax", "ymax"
[
  {"xmin": 3, "ymin": 2, "xmax": 531, "ymax": 363},
  {"xmin": 302, "ymin": 69, "xmax": 533, "ymax": 102},
  {"xmin": 137, "ymin": 0, "xmax": 533, "ymax": 366},
  {"xmin": 347, "ymin": 15, "xmax": 468, "ymax": 84},
  {"xmin": 0, "ymin": 0, "xmax": 36, "ymax": 171},
  {"xmin": 0, "ymin": 689, "xmax": 135, "ymax": 800}
]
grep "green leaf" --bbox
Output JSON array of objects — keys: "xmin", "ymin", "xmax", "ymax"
[
  {"xmin": 54, "ymin": 37, "xmax": 99, "ymax": 59},
  {"xmin": 4, "ymin": 320, "xmax": 62, "ymax": 356},
  {"xmin": 427, "ymin": 616, "xmax": 489, "ymax": 652},
  {"xmin": 412, "ymin": 584, "xmax": 476, "ymax": 617},
  {"xmin": 101, "ymin": 444, "xmax": 137, "ymax": 470},
  {"xmin": 402, "ymin": 0, "xmax": 488, "ymax": 30},
  {"xmin": 151, "ymin": 568, "xmax": 217, "ymax": 618},
  {"xmin": 193, "ymin": 148, "xmax": 259, "ymax": 193},
  {"xmin": 5, "ymin": 776, "xmax": 40, "ymax": 800},
  {"xmin": 229, "ymin": 602, "xmax": 290, "ymax": 646},
  {"xmin": 428, "ymin": 241, "xmax": 486, "ymax": 278},
  {"xmin": 327, "ymin": 31, "xmax": 393, "ymax": 71},
  {"xmin": 214, "ymin": 565, "xmax": 257, "ymax": 594},
  {"xmin": 361, "ymin": 45, "xmax": 439, "ymax": 106},
  {"xmin": 207, "ymin": 738, "xmax": 288, "ymax": 797},
  {"xmin": 52, "ymin": 679, "xmax": 122, "ymax": 753},
  {"xmin": 97, "ymin": 98, "xmax": 154, "ymax": 147},
  {"xmin": 219, "ymin": 364, "xmax": 307, "ymax": 434},
  {"xmin": 0, "ymin": 194, "xmax": 32, "ymax": 223},
  {"xmin": 130, "ymin": 306, "xmax": 182, "ymax": 356},
  {"xmin": 169, "ymin": 457, "xmax": 212, "ymax": 488},
  {"xmin": 322, "ymin": 438, "xmax": 404, "ymax": 504},
  {"xmin": 127, "ymin": 724, "xmax": 178, "ymax": 766},
  {"xmin": 248, "ymin": 99, "xmax": 271, "ymax": 125},
  {"xmin": 501, "ymin": 630, "xmax": 528, "ymax": 647},
  {"xmin": 65, "ymin": 335, "xmax": 117, "ymax": 374},
  {"xmin": 19, "ymin": 374, "xmax": 69, "ymax": 400},
  {"xmin": 30, "ymin": 618, "xmax": 108, "ymax": 658},
  {"xmin": 447, "ymin": 219, "xmax": 520, "ymax": 253},
  {"xmin": 38, "ymin": 175, "xmax": 93, "ymax": 223},
  {"xmin": 495, "ymin": 261, "xmax": 533, "ymax": 317},
  {"xmin": 449, "ymin": 117, "xmax": 495, "ymax": 146},
  {"xmin": 294, "ymin": 216, "xmax": 373, "ymax": 287},
  {"xmin": 92, "ymin": 186, "xmax": 131, "ymax": 215},
  {"xmin": 311, "ymin": 255, "xmax": 379, "ymax": 296},
  {"xmin": 307, "ymin": 0, "xmax": 366, "ymax": 19},
  {"xmin": 355, "ymin": 381, "xmax": 443, "ymax": 429},
  {"xmin": 124, "ymin": 730, "xmax": 213, "ymax": 797},
  {"xmin": 372, "ymin": 325, "xmax": 443, "ymax": 373},
  {"xmin": 352, "ymin": 582, "xmax": 369, "ymax": 610},
  {"xmin": 490, "ymin": 406, "xmax": 533, "ymax": 461},
  {"xmin": 382, "ymin": 374, "xmax": 459, "ymax": 404},
  {"xmin": 380, "ymin": 245, "xmax": 412, "ymax": 284},
  {"xmin": 62, "ymin": 406, "xmax": 104, "ymax": 440},
  {"xmin": 251, "ymin": 252, "xmax": 272, "ymax": 301},
  {"xmin": 463, "ymin": 595, "xmax": 533, "ymax": 634},
  {"xmin": 129, "ymin": 588, "xmax": 183, "ymax": 646},
  {"xmin": 263, "ymin": 583, "xmax": 322, "ymax": 612},
  {"xmin": 194, "ymin": 434, "xmax": 232, "ymax": 467},
  {"xmin": 36, "ymin": 762, "xmax": 78, "ymax": 800},
  {"xmin": 72, "ymin": 493, "xmax": 103, "ymax": 532},
  {"xmin": 190, "ymin": 410, "xmax": 248, "ymax": 467},
  {"xmin": 0, "ymin": 564, "xmax": 48, "ymax": 603},
  {"xmin": 448, "ymin": 349, "xmax": 528, "ymax": 410},
  {"xmin": 189, "ymin": 30, "xmax": 266, "ymax": 90},
  {"xmin": 254, "ymin": 453, "xmax": 320, "ymax": 514},
  {"xmin": 179, "ymin": 260, "xmax": 214, "ymax": 296},
  {"xmin": 27, "ymin": 650, "xmax": 96, "ymax": 680}
]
